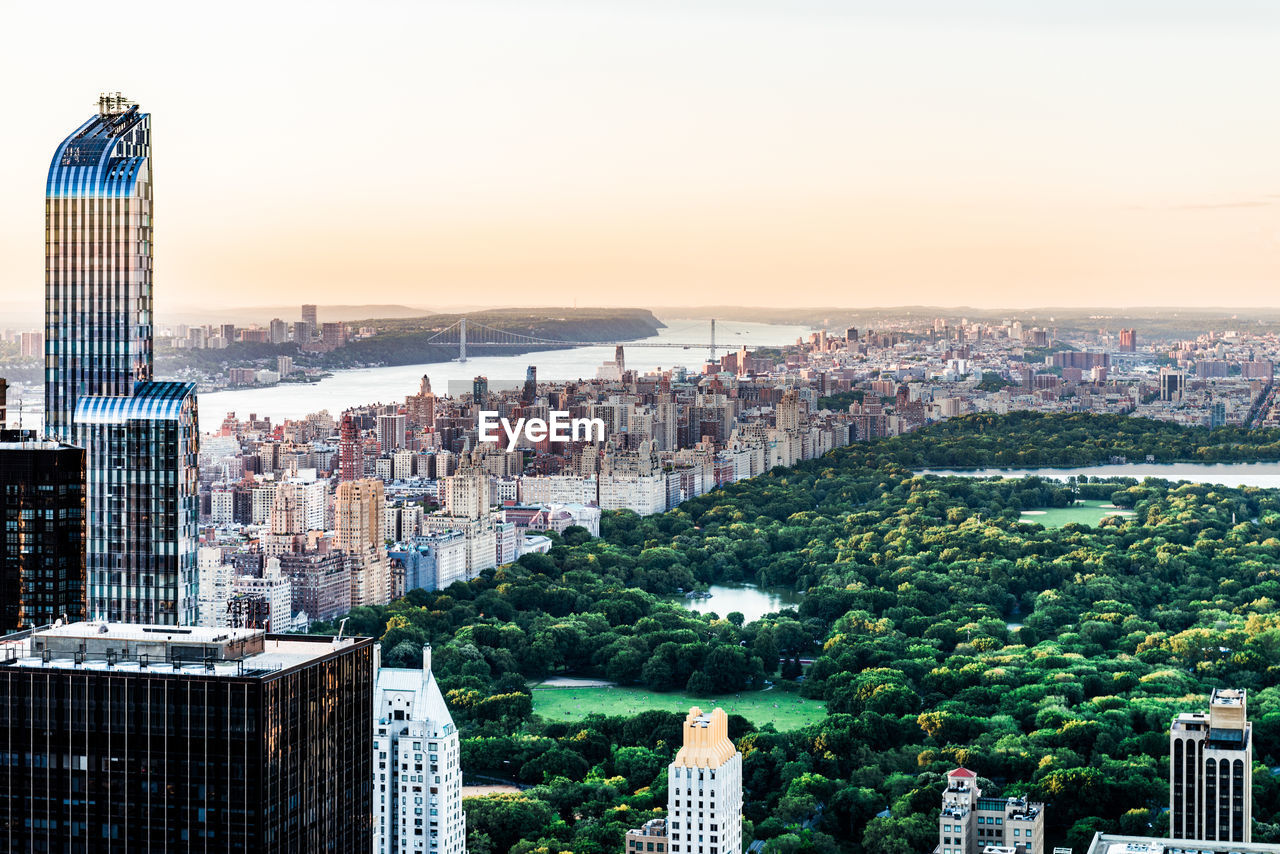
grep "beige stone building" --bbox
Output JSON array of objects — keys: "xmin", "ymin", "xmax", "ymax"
[
  {"xmin": 1170, "ymin": 687, "xmax": 1253, "ymax": 843},
  {"xmin": 335, "ymin": 478, "xmax": 389, "ymax": 607},
  {"xmin": 936, "ymin": 768, "xmax": 1045, "ymax": 854},
  {"xmin": 626, "ymin": 819, "xmax": 668, "ymax": 854}
]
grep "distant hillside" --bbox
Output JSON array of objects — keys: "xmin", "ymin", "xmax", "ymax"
[
  {"xmin": 156, "ymin": 308, "xmax": 665, "ymax": 375},
  {"xmin": 651, "ymin": 305, "xmax": 1280, "ymax": 339},
  {"xmin": 321, "ymin": 308, "xmax": 664, "ymax": 369},
  {"xmin": 159, "ymin": 304, "xmax": 433, "ymax": 326}
]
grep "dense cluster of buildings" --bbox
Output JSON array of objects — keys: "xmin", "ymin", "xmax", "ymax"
[
  {"xmin": 813, "ymin": 320, "xmax": 1278, "ymax": 431},
  {"xmin": 192, "ymin": 354, "xmax": 860, "ymax": 617},
  {"xmin": 179, "ymin": 313, "xmax": 1280, "ymax": 626}
]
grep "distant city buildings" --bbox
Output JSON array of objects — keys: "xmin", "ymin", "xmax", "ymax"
[
  {"xmin": 229, "ymin": 556, "xmax": 293, "ymax": 631},
  {"xmin": 189, "ymin": 313, "xmax": 1280, "ymax": 636},
  {"xmin": 442, "ymin": 459, "xmax": 490, "ymax": 520},
  {"xmin": 280, "ymin": 548, "xmax": 352, "ymax": 621},
  {"xmin": 1159, "ymin": 369, "xmax": 1187, "ymax": 403},
  {"xmin": 379, "ymin": 413, "xmax": 408, "ymax": 453},
  {"xmin": 302, "ymin": 303, "xmax": 318, "ymax": 339},
  {"xmin": 1171, "ymin": 688, "xmax": 1253, "ymax": 843},
  {"xmin": 19, "ymin": 331, "xmax": 42, "ymax": 358},
  {"xmin": 320, "ymin": 321, "xmax": 346, "ymax": 351},
  {"xmin": 340, "ymin": 412, "xmax": 364, "ymax": 482}
]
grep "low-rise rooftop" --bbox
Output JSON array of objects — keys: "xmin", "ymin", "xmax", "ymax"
[{"xmin": 1087, "ymin": 834, "xmax": 1280, "ymax": 854}]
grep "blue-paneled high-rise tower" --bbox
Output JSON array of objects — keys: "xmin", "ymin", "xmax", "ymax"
[{"xmin": 44, "ymin": 94, "xmax": 199, "ymax": 625}]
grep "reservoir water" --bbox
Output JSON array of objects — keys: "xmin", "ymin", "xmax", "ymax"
[
  {"xmin": 921, "ymin": 462, "xmax": 1280, "ymax": 490},
  {"xmin": 676, "ymin": 584, "xmax": 803, "ymax": 624},
  {"xmin": 198, "ymin": 319, "xmax": 814, "ymax": 432}
]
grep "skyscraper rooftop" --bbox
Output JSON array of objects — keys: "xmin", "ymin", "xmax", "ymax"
[{"xmin": 0, "ymin": 622, "xmax": 362, "ymax": 678}]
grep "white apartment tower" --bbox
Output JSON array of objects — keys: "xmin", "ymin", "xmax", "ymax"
[
  {"xmin": 231, "ymin": 557, "xmax": 293, "ymax": 632},
  {"xmin": 373, "ymin": 645, "xmax": 466, "ymax": 854},
  {"xmin": 667, "ymin": 707, "xmax": 743, "ymax": 854},
  {"xmin": 1171, "ymin": 688, "xmax": 1253, "ymax": 843},
  {"xmin": 196, "ymin": 547, "xmax": 235, "ymax": 628}
]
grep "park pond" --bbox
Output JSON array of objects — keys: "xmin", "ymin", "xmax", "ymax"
[{"xmin": 674, "ymin": 583, "xmax": 803, "ymax": 623}]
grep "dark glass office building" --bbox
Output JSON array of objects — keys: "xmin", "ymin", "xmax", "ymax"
[
  {"xmin": 0, "ymin": 623, "xmax": 374, "ymax": 852},
  {"xmin": 0, "ymin": 431, "xmax": 85, "ymax": 633}
]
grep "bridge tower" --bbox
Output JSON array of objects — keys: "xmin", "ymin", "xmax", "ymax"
[
  {"xmin": 458, "ymin": 317, "xmax": 467, "ymax": 362},
  {"xmin": 708, "ymin": 318, "xmax": 717, "ymax": 367}
]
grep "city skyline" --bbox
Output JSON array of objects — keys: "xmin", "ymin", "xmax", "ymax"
[
  {"xmin": 7, "ymin": 7, "xmax": 1280, "ymax": 851},
  {"xmin": 2, "ymin": 2, "xmax": 1280, "ymax": 311}
]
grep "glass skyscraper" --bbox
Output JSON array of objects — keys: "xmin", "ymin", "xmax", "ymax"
[
  {"xmin": 44, "ymin": 94, "xmax": 199, "ymax": 625},
  {"xmin": 45, "ymin": 93, "xmax": 154, "ymax": 442}
]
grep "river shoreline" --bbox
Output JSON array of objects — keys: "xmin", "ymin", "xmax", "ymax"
[{"xmin": 196, "ymin": 319, "xmax": 815, "ymax": 431}]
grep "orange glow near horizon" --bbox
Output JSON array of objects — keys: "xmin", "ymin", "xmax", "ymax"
[{"xmin": 2, "ymin": 1, "xmax": 1279, "ymax": 311}]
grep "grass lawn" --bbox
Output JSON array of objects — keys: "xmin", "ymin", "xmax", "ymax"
[
  {"xmin": 532, "ymin": 684, "xmax": 826, "ymax": 731},
  {"xmin": 1020, "ymin": 499, "xmax": 1135, "ymax": 528}
]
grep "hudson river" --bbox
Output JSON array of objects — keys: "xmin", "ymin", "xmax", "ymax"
[{"xmin": 197, "ymin": 319, "xmax": 814, "ymax": 432}]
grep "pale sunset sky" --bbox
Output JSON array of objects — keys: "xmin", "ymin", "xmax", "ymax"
[{"xmin": 1, "ymin": 0, "xmax": 1279, "ymax": 310}]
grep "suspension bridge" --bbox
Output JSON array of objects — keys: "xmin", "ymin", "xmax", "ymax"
[{"xmin": 423, "ymin": 317, "xmax": 726, "ymax": 363}]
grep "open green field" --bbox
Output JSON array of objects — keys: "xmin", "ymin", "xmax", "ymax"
[
  {"xmin": 532, "ymin": 684, "xmax": 826, "ymax": 731},
  {"xmin": 1020, "ymin": 499, "xmax": 1135, "ymax": 528}
]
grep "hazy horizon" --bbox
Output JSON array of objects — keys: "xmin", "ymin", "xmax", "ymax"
[
  {"xmin": 3, "ymin": 1, "xmax": 1280, "ymax": 311},
  {"xmin": 8, "ymin": 299, "xmax": 1280, "ymax": 331}
]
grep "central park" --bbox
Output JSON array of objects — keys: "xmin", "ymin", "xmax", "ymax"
[{"xmin": 312, "ymin": 412, "xmax": 1280, "ymax": 854}]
